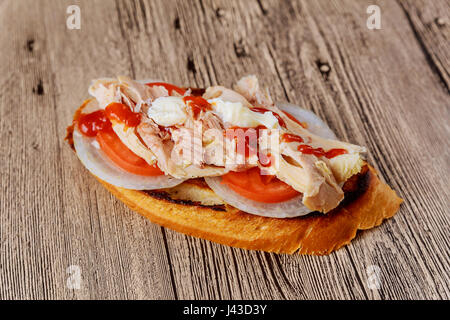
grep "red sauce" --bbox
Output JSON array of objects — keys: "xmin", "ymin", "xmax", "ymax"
[
  {"xmin": 187, "ymin": 87, "xmax": 206, "ymax": 96},
  {"xmin": 105, "ymin": 102, "xmax": 141, "ymax": 127},
  {"xmin": 250, "ymin": 107, "xmax": 286, "ymax": 128},
  {"xmin": 297, "ymin": 144, "xmax": 347, "ymax": 159},
  {"xmin": 282, "ymin": 133, "xmax": 304, "ymax": 143},
  {"xmin": 324, "ymin": 148, "xmax": 348, "ymax": 159},
  {"xmin": 183, "ymin": 95, "xmax": 212, "ymax": 119},
  {"xmin": 297, "ymin": 145, "xmax": 324, "ymax": 157},
  {"xmin": 77, "ymin": 110, "xmax": 110, "ymax": 137},
  {"xmin": 283, "ymin": 111, "xmax": 307, "ymax": 128},
  {"xmin": 146, "ymin": 82, "xmax": 186, "ymax": 95},
  {"xmin": 77, "ymin": 103, "xmax": 141, "ymax": 138},
  {"xmin": 281, "ymin": 132, "xmax": 346, "ymax": 159}
]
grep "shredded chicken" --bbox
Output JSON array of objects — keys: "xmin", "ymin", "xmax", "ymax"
[{"xmin": 87, "ymin": 75, "xmax": 366, "ymax": 213}]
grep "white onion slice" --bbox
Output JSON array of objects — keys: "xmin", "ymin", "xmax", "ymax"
[
  {"xmin": 205, "ymin": 103, "xmax": 335, "ymax": 218},
  {"xmin": 73, "ymin": 129, "xmax": 184, "ymax": 190},
  {"xmin": 277, "ymin": 102, "xmax": 337, "ymax": 140}
]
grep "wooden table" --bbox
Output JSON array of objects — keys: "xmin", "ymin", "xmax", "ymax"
[{"xmin": 0, "ymin": 0, "xmax": 448, "ymax": 300}]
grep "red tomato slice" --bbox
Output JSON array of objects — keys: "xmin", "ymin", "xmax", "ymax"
[
  {"xmin": 96, "ymin": 128, "xmax": 164, "ymax": 176},
  {"xmin": 221, "ymin": 167, "xmax": 300, "ymax": 203}
]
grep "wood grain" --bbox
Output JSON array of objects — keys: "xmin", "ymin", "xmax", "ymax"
[
  {"xmin": 398, "ymin": 0, "xmax": 450, "ymax": 90},
  {"xmin": 0, "ymin": 0, "xmax": 448, "ymax": 299}
]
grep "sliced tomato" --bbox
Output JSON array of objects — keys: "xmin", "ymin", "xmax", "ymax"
[
  {"xmin": 96, "ymin": 128, "xmax": 164, "ymax": 176},
  {"xmin": 221, "ymin": 167, "xmax": 300, "ymax": 203}
]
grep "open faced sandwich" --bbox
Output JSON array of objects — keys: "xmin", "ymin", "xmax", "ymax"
[{"xmin": 66, "ymin": 75, "xmax": 402, "ymax": 255}]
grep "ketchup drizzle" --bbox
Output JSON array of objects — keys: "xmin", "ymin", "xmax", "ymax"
[
  {"xmin": 183, "ymin": 95, "xmax": 212, "ymax": 119},
  {"xmin": 105, "ymin": 102, "xmax": 141, "ymax": 127},
  {"xmin": 281, "ymin": 133, "xmax": 304, "ymax": 143},
  {"xmin": 77, "ymin": 110, "xmax": 111, "ymax": 137},
  {"xmin": 250, "ymin": 107, "xmax": 287, "ymax": 128},
  {"xmin": 77, "ymin": 102, "xmax": 141, "ymax": 137},
  {"xmin": 281, "ymin": 133, "xmax": 347, "ymax": 159},
  {"xmin": 297, "ymin": 144, "xmax": 347, "ymax": 159},
  {"xmin": 77, "ymin": 98, "xmax": 347, "ymax": 160}
]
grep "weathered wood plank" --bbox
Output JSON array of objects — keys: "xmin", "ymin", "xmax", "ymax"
[
  {"xmin": 0, "ymin": 0, "xmax": 68, "ymax": 300},
  {"xmin": 0, "ymin": 0, "xmax": 448, "ymax": 300},
  {"xmin": 398, "ymin": 0, "xmax": 450, "ymax": 90}
]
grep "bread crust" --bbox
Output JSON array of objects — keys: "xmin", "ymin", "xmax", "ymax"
[{"xmin": 96, "ymin": 165, "xmax": 402, "ymax": 255}]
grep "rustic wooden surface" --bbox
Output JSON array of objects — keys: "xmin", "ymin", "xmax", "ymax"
[{"xmin": 0, "ymin": 0, "xmax": 449, "ymax": 300}]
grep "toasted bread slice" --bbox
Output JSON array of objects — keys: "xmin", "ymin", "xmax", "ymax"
[{"xmin": 95, "ymin": 165, "xmax": 402, "ymax": 255}]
